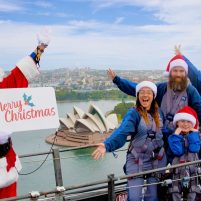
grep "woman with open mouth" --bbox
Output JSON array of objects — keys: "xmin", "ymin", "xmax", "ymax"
[{"xmin": 92, "ymin": 81, "xmax": 167, "ymax": 201}]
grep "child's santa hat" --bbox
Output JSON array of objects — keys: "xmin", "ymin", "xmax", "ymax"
[
  {"xmin": 173, "ymin": 106, "xmax": 198, "ymax": 129},
  {"xmin": 136, "ymin": 81, "xmax": 157, "ymax": 98},
  {"xmin": 164, "ymin": 54, "xmax": 188, "ymax": 76}
]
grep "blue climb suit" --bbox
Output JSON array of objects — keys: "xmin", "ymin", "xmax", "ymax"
[
  {"xmin": 104, "ymin": 108, "xmax": 167, "ymax": 201},
  {"xmin": 168, "ymin": 131, "xmax": 201, "ymax": 201}
]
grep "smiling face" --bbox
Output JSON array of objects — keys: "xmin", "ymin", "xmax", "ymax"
[
  {"xmin": 169, "ymin": 66, "xmax": 188, "ymax": 91},
  {"xmin": 170, "ymin": 66, "xmax": 186, "ymax": 80},
  {"xmin": 138, "ymin": 87, "xmax": 154, "ymax": 110},
  {"xmin": 177, "ymin": 120, "xmax": 193, "ymax": 133}
]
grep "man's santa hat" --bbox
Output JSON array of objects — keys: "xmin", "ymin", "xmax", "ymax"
[
  {"xmin": 173, "ymin": 106, "xmax": 198, "ymax": 129},
  {"xmin": 136, "ymin": 81, "xmax": 157, "ymax": 98},
  {"xmin": 164, "ymin": 54, "xmax": 188, "ymax": 76},
  {"xmin": 0, "ymin": 131, "xmax": 22, "ymax": 188}
]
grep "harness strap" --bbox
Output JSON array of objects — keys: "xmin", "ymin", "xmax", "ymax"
[{"xmin": 166, "ymin": 88, "xmax": 187, "ymax": 119}]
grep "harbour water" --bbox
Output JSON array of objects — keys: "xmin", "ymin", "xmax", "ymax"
[{"xmin": 12, "ymin": 100, "xmax": 129, "ymax": 195}]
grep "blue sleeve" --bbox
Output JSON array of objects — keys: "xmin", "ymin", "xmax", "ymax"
[
  {"xmin": 113, "ymin": 76, "xmax": 137, "ymax": 97},
  {"xmin": 104, "ymin": 108, "xmax": 139, "ymax": 152},
  {"xmin": 187, "ymin": 85, "xmax": 201, "ymax": 124},
  {"xmin": 155, "ymin": 82, "xmax": 167, "ymax": 107},
  {"xmin": 158, "ymin": 108, "xmax": 165, "ymax": 124},
  {"xmin": 168, "ymin": 134, "xmax": 184, "ymax": 156},
  {"xmin": 187, "ymin": 131, "xmax": 201, "ymax": 153},
  {"xmin": 184, "ymin": 55, "xmax": 201, "ymax": 95}
]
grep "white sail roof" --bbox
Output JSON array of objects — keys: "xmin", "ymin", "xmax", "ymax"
[
  {"xmin": 75, "ymin": 119, "xmax": 99, "ymax": 133},
  {"xmin": 73, "ymin": 106, "xmax": 85, "ymax": 118},
  {"xmin": 59, "ymin": 104, "xmax": 119, "ymax": 133},
  {"xmin": 106, "ymin": 114, "xmax": 118, "ymax": 130},
  {"xmin": 59, "ymin": 118, "xmax": 74, "ymax": 129},
  {"xmin": 83, "ymin": 112, "xmax": 106, "ymax": 132},
  {"xmin": 88, "ymin": 103, "xmax": 110, "ymax": 132},
  {"xmin": 67, "ymin": 113, "xmax": 77, "ymax": 124}
]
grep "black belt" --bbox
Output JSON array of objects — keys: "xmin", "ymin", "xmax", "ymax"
[{"xmin": 0, "ymin": 138, "xmax": 11, "ymax": 158}]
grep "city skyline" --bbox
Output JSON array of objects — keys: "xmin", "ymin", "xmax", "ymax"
[{"xmin": 1, "ymin": 0, "xmax": 201, "ymax": 70}]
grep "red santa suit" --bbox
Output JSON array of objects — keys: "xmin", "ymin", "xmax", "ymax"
[
  {"xmin": 0, "ymin": 55, "xmax": 40, "ymax": 198},
  {"xmin": 0, "ymin": 56, "xmax": 40, "ymax": 88}
]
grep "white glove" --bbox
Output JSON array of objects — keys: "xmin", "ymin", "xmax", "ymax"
[{"xmin": 37, "ymin": 28, "xmax": 51, "ymax": 47}]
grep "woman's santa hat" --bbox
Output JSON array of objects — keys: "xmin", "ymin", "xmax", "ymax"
[
  {"xmin": 136, "ymin": 81, "xmax": 157, "ymax": 98},
  {"xmin": 173, "ymin": 106, "xmax": 198, "ymax": 129},
  {"xmin": 164, "ymin": 54, "xmax": 188, "ymax": 76}
]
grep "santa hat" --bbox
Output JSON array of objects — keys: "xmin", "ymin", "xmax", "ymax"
[
  {"xmin": 136, "ymin": 81, "xmax": 157, "ymax": 98},
  {"xmin": 164, "ymin": 54, "xmax": 188, "ymax": 76},
  {"xmin": 173, "ymin": 106, "xmax": 198, "ymax": 129},
  {"xmin": 0, "ymin": 131, "xmax": 12, "ymax": 144}
]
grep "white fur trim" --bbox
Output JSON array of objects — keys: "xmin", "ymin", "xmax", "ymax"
[
  {"xmin": 0, "ymin": 131, "xmax": 12, "ymax": 144},
  {"xmin": 0, "ymin": 155, "xmax": 21, "ymax": 188},
  {"xmin": 16, "ymin": 56, "xmax": 40, "ymax": 81},
  {"xmin": 169, "ymin": 59, "xmax": 188, "ymax": 73},
  {"xmin": 0, "ymin": 67, "xmax": 4, "ymax": 82},
  {"xmin": 163, "ymin": 71, "xmax": 169, "ymax": 77},
  {"xmin": 136, "ymin": 81, "xmax": 157, "ymax": 98},
  {"xmin": 0, "ymin": 157, "xmax": 7, "ymax": 168},
  {"xmin": 173, "ymin": 113, "xmax": 196, "ymax": 127}
]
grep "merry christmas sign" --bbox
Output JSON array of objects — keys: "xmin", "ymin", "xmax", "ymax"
[{"xmin": 0, "ymin": 87, "xmax": 59, "ymax": 132}]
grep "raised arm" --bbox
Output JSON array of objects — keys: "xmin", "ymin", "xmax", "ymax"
[
  {"xmin": 183, "ymin": 55, "xmax": 201, "ymax": 95},
  {"xmin": 0, "ymin": 44, "xmax": 47, "ymax": 89},
  {"xmin": 188, "ymin": 85, "xmax": 201, "ymax": 125},
  {"xmin": 107, "ymin": 68, "xmax": 137, "ymax": 97},
  {"xmin": 0, "ymin": 31, "xmax": 49, "ymax": 89}
]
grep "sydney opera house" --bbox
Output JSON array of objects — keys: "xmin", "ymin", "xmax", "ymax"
[{"xmin": 45, "ymin": 104, "xmax": 119, "ymax": 147}]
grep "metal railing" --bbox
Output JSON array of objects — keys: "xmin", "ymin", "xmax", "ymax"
[{"xmin": 1, "ymin": 146, "xmax": 201, "ymax": 201}]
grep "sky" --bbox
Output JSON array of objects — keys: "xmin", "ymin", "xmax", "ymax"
[{"xmin": 1, "ymin": 0, "xmax": 201, "ymax": 70}]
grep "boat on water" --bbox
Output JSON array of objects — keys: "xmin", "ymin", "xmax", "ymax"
[{"xmin": 45, "ymin": 103, "xmax": 119, "ymax": 147}]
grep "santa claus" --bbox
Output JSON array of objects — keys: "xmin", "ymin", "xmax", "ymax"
[{"xmin": 0, "ymin": 35, "xmax": 49, "ymax": 198}]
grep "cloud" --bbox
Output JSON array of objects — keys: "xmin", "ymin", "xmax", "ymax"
[
  {"xmin": 0, "ymin": 0, "xmax": 24, "ymax": 12},
  {"xmin": 92, "ymin": 0, "xmax": 201, "ymax": 25},
  {"xmin": 32, "ymin": 1, "xmax": 54, "ymax": 9},
  {"xmin": 56, "ymin": 12, "xmax": 72, "ymax": 18},
  {"xmin": 114, "ymin": 17, "xmax": 125, "ymax": 24},
  {"xmin": 1, "ymin": 18, "xmax": 201, "ymax": 71},
  {"xmin": 1, "ymin": 1, "xmax": 201, "ymax": 70}
]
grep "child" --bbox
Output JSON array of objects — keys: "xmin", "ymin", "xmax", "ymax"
[{"xmin": 168, "ymin": 106, "xmax": 201, "ymax": 201}]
